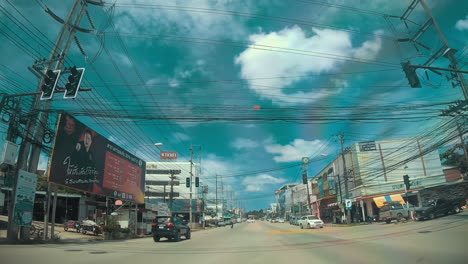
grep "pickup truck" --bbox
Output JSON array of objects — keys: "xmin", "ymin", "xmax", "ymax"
[
  {"xmin": 414, "ymin": 198, "xmax": 466, "ymax": 221},
  {"xmin": 379, "ymin": 202, "xmax": 414, "ymax": 224}
]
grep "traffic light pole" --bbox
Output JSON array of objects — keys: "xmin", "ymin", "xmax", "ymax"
[
  {"xmin": 6, "ymin": 0, "xmax": 86, "ymax": 240},
  {"xmin": 189, "ymin": 145, "xmax": 194, "ymax": 227},
  {"xmin": 399, "ymin": 0, "xmax": 468, "ymax": 99}
]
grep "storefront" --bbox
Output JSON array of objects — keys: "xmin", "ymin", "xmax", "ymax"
[{"xmin": 356, "ymin": 189, "xmax": 422, "ymax": 222}]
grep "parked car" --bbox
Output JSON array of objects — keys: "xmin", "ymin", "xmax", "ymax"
[
  {"xmin": 291, "ymin": 217, "xmax": 300, "ymax": 225},
  {"xmin": 298, "ymin": 215, "xmax": 324, "ymax": 229},
  {"xmin": 414, "ymin": 198, "xmax": 466, "ymax": 221},
  {"xmin": 379, "ymin": 202, "xmax": 414, "ymax": 224},
  {"xmin": 217, "ymin": 220, "xmax": 226, "ymax": 227},
  {"xmin": 289, "ymin": 217, "xmax": 296, "ymax": 225},
  {"xmin": 151, "ymin": 216, "xmax": 191, "ymax": 242},
  {"xmin": 277, "ymin": 218, "xmax": 285, "ymax": 223},
  {"xmin": 246, "ymin": 219, "xmax": 255, "ymax": 223},
  {"xmin": 270, "ymin": 218, "xmax": 278, "ymax": 223}
]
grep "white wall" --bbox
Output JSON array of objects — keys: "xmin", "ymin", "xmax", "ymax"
[
  {"xmin": 146, "ymin": 162, "xmax": 200, "ymax": 199},
  {"xmin": 351, "ymin": 138, "xmax": 445, "ymax": 197}
]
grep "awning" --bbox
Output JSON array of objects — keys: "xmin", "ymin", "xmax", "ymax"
[
  {"xmin": 304, "ymin": 195, "xmax": 336, "ymax": 206},
  {"xmin": 356, "ymin": 187, "xmax": 423, "ymax": 204},
  {"xmin": 373, "ymin": 194, "xmax": 405, "ymax": 208}
]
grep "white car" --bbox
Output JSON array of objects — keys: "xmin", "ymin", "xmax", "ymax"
[
  {"xmin": 246, "ymin": 219, "xmax": 256, "ymax": 223},
  {"xmin": 277, "ymin": 218, "xmax": 285, "ymax": 223},
  {"xmin": 298, "ymin": 215, "xmax": 324, "ymax": 229}
]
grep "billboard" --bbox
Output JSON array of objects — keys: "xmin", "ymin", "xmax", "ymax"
[
  {"xmin": 160, "ymin": 151, "xmax": 178, "ymax": 160},
  {"xmin": 49, "ymin": 113, "xmax": 146, "ymax": 203}
]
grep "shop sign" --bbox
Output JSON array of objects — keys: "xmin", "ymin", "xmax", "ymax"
[
  {"xmin": 391, "ymin": 179, "xmax": 422, "ymax": 190},
  {"xmin": 359, "ymin": 141, "xmax": 377, "ymax": 152}
]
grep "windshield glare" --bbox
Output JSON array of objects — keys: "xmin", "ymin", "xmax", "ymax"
[{"xmin": 156, "ymin": 217, "xmax": 171, "ymax": 224}]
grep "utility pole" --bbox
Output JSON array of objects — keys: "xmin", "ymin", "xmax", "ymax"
[
  {"xmin": 457, "ymin": 123, "xmax": 468, "ymax": 168},
  {"xmin": 169, "ymin": 173, "xmax": 176, "ymax": 212},
  {"xmin": 398, "ymin": 0, "xmax": 468, "ymax": 99},
  {"xmin": 340, "ymin": 132, "xmax": 351, "ymax": 224},
  {"xmin": 189, "ymin": 145, "xmax": 194, "ymax": 227},
  {"xmin": 215, "ymin": 174, "xmax": 218, "ymax": 217},
  {"xmin": 7, "ymin": 0, "xmax": 99, "ymax": 241},
  {"xmin": 302, "ymin": 157, "xmax": 313, "ymax": 214}
]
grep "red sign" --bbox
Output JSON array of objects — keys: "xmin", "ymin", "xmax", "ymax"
[
  {"xmin": 160, "ymin": 151, "xmax": 178, "ymax": 160},
  {"xmin": 103, "ymin": 151, "xmax": 143, "ymax": 197}
]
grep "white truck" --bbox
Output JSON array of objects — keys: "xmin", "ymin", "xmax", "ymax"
[{"xmin": 298, "ymin": 215, "xmax": 324, "ymax": 229}]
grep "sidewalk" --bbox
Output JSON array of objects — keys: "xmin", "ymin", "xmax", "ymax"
[{"xmin": 0, "ymin": 216, "xmax": 209, "ymax": 245}]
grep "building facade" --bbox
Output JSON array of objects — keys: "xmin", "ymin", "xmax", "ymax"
[
  {"xmin": 144, "ymin": 162, "xmax": 201, "ymax": 220},
  {"xmin": 333, "ymin": 138, "xmax": 455, "ymax": 222}
]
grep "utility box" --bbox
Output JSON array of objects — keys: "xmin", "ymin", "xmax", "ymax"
[{"xmin": 0, "ymin": 140, "xmax": 18, "ymax": 166}]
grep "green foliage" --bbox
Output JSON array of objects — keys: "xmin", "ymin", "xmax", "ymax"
[
  {"xmin": 36, "ymin": 175, "xmax": 82, "ymax": 194},
  {"xmin": 440, "ymin": 143, "xmax": 468, "ymax": 173},
  {"xmin": 245, "ymin": 209, "xmax": 266, "ymax": 218}
]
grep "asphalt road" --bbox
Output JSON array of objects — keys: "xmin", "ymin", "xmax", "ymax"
[{"xmin": 1, "ymin": 212, "xmax": 467, "ymax": 264}]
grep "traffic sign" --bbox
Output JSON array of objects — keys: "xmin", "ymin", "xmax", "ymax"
[{"xmin": 345, "ymin": 199, "xmax": 352, "ymax": 209}]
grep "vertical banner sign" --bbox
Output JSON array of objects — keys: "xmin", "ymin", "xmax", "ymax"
[
  {"xmin": 49, "ymin": 113, "xmax": 146, "ymax": 203},
  {"xmin": 13, "ymin": 170, "xmax": 38, "ymax": 226}
]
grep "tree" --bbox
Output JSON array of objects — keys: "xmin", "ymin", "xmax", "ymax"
[{"xmin": 440, "ymin": 143, "xmax": 468, "ymax": 173}]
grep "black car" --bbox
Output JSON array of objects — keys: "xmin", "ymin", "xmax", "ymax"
[
  {"xmin": 414, "ymin": 198, "xmax": 466, "ymax": 220},
  {"xmin": 151, "ymin": 216, "xmax": 191, "ymax": 242}
]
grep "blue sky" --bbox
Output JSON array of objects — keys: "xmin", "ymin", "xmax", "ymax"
[{"xmin": 1, "ymin": 0, "xmax": 467, "ymax": 211}]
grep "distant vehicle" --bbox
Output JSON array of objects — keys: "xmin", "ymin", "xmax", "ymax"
[
  {"xmin": 278, "ymin": 218, "xmax": 285, "ymax": 223},
  {"xmin": 290, "ymin": 217, "xmax": 300, "ymax": 225},
  {"xmin": 298, "ymin": 215, "xmax": 324, "ymax": 229},
  {"xmin": 379, "ymin": 202, "xmax": 414, "ymax": 224},
  {"xmin": 246, "ymin": 219, "xmax": 256, "ymax": 223},
  {"xmin": 151, "ymin": 216, "xmax": 191, "ymax": 242},
  {"xmin": 270, "ymin": 218, "xmax": 278, "ymax": 223},
  {"xmin": 414, "ymin": 198, "xmax": 466, "ymax": 221}
]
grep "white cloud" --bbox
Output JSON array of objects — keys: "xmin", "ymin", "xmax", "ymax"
[
  {"xmin": 173, "ymin": 132, "xmax": 190, "ymax": 142},
  {"xmin": 115, "ymin": 53, "xmax": 132, "ymax": 66},
  {"xmin": 114, "ymin": 0, "xmax": 250, "ymax": 41},
  {"xmin": 456, "ymin": 15, "xmax": 468, "ymax": 31},
  {"xmin": 352, "ymin": 30, "xmax": 383, "ymax": 60},
  {"xmin": 38, "ymin": 154, "xmax": 50, "ymax": 170},
  {"xmin": 235, "ymin": 26, "xmax": 383, "ymax": 105},
  {"xmin": 202, "ymin": 154, "xmax": 237, "ymax": 183},
  {"xmin": 231, "ymin": 138, "xmax": 260, "ymax": 150},
  {"xmin": 242, "ymin": 173, "xmax": 286, "ymax": 192},
  {"xmin": 265, "ymin": 138, "xmax": 328, "ymax": 163}
]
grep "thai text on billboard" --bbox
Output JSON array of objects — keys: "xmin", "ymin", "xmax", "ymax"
[{"xmin": 49, "ymin": 113, "xmax": 146, "ymax": 203}]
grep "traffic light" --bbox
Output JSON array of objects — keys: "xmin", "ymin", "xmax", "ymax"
[
  {"xmin": 401, "ymin": 62, "xmax": 421, "ymax": 88},
  {"xmin": 195, "ymin": 177, "xmax": 200, "ymax": 187},
  {"xmin": 64, "ymin": 66, "xmax": 85, "ymax": 99},
  {"xmin": 302, "ymin": 172, "xmax": 308, "ymax": 184},
  {"xmin": 403, "ymin": 175, "xmax": 410, "ymax": 190},
  {"xmin": 40, "ymin": 69, "xmax": 61, "ymax": 100},
  {"xmin": 186, "ymin": 177, "xmax": 190, "ymax": 188}
]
